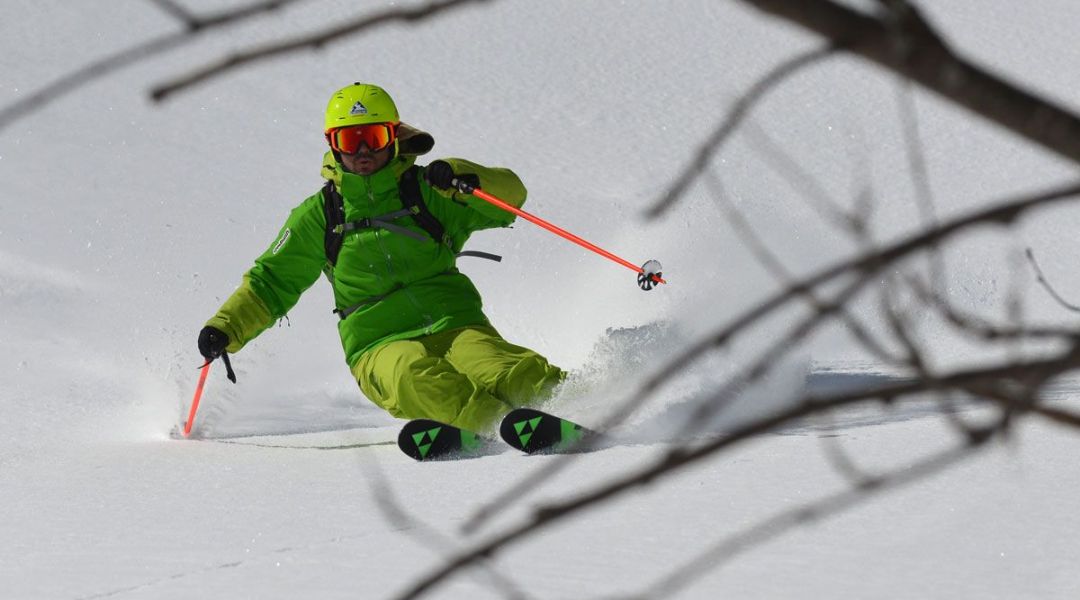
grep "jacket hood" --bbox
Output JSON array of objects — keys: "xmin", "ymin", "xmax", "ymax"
[{"xmin": 396, "ymin": 122, "xmax": 434, "ymax": 156}]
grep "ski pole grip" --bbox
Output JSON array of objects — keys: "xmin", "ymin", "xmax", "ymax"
[{"xmin": 451, "ymin": 177, "xmax": 476, "ymax": 194}]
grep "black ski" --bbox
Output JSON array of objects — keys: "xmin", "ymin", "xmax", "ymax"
[
  {"xmin": 397, "ymin": 418, "xmax": 490, "ymax": 461},
  {"xmin": 499, "ymin": 407, "xmax": 598, "ymax": 454}
]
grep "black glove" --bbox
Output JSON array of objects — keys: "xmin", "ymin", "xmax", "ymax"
[
  {"xmin": 424, "ymin": 160, "xmax": 456, "ymax": 190},
  {"xmin": 198, "ymin": 326, "xmax": 229, "ymax": 362}
]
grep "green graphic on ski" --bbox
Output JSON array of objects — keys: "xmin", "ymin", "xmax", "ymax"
[
  {"xmin": 499, "ymin": 408, "xmax": 598, "ymax": 454},
  {"xmin": 397, "ymin": 418, "xmax": 489, "ymax": 461}
]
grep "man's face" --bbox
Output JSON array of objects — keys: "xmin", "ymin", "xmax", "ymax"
[{"xmin": 340, "ymin": 143, "xmax": 392, "ymax": 175}]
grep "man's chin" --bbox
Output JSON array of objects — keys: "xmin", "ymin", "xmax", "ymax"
[{"xmin": 346, "ymin": 161, "xmax": 377, "ymax": 175}]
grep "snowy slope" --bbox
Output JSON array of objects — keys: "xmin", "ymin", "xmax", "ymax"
[{"xmin": 4, "ymin": 0, "xmax": 1080, "ymax": 598}]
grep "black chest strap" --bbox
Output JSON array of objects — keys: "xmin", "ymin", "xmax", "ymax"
[
  {"xmin": 335, "ymin": 208, "xmax": 430, "ymax": 244},
  {"xmin": 322, "ymin": 164, "xmax": 502, "ymax": 269}
]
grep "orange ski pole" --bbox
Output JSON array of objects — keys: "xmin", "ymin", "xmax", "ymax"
[
  {"xmin": 183, "ymin": 362, "xmax": 211, "ymax": 438},
  {"xmin": 452, "ymin": 179, "xmax": 666, "ymax": 290}
]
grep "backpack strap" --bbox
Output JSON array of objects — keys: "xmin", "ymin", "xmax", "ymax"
[
  {"xmin": 322, "ymin": 180, "xmax": 345, "ymax": 267},
  {"xmin": 321, "ymin": 165, "xmax": 502, "ymax": 269},
  {"xmin": 399, "ymin": 165, "xmax": 449, "ymax": 247},
  {"xmin": 323, "ymin": 178, "xmax": 429, "ymax": 270},
  {"xmin": 402, "ymin": 165, "xmax": 502, "ymax": 262}
]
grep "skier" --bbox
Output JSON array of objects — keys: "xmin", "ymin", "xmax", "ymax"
[{"xmin": 198, "ymin": 82, "xmax": 566, "ymax": 434}]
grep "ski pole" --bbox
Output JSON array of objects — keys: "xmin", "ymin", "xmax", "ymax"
[
  {"xmin": 451, "ymin": 178, "xmax": 666, "ymax": 290},
  {"xmin": 183, "ymin": 361, "xmax": 211, "ymax": 438}
]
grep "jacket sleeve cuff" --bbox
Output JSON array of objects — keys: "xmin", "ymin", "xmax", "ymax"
[{"xmin": 205, "ymin": 278, "xmax": 273, "ymax": 353}]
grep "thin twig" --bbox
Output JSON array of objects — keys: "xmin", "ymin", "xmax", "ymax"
[
  {"xmin": 0, "ymin": 0, "xmax": 304, "ymax": 132},
  {"xmin": 360, "ymin": 457, "xmax": 532, "ymax": 600},
  {"xmin": 904, "ymin": 271, "xmax": 1077, "ymax": 342},
  {"xmin": 402, "ymin": 347, "xmax": 1080, "ymax": 599},
  {"xmin": 646, "ymin": 45, "xmax": 839, "ymax": 219},
  {"xmin": 703, "ymin": 166, "xmax": 893, "ymax": 362},
  {"xmin": 879, "ymin": 273, "xmax": 924, "ymax": 372},
  {"xmin": 632, "ymin": 425, "xmax": 997, "ymax": 599},
  {"xmin": 881, "ymin": 275, "xmax": 988, "ymax": 439},
  {"xmin": 150, "ymin": 0, "xmax": 496, "ymax": 102},
  {"xmin": 463, "ymin": 180, "xmax": 1080, "ymax": 535},
  {"xmin": 737, "ymin": 0, "xmax": 1080, "ymax": 165},
  {"xmin": 147, "ymin": 0, "xmax": 199, "ymax": 28},
  {"xmin": 1033, "ymin": 404, "xmax": 1080, "ymax": 429},
  {"xmin": 815, "ymin": 413, "xmax": 878, "ymax": 486},
  {"xmin": 896, "ymin": 81, "xmax": 948, "ymax": 294},
  {"xmin": 675, "ymin": 275, "xmax": 870, "ymax": 440},
  {"xmin": 742, "ymin": 121, "xmax": 861, "ymax": 234},
  {"xmin": 1026, "ymin": 247, "xmax": 1080, "ymax": 313}
]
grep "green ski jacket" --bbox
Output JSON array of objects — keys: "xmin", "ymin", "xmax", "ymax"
[{"xmin": 206, "ymin": 148, "xmax": 526, "ymax": 367}]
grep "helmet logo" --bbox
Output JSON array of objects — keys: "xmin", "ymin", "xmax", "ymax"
[{"xmin": 349, "ymin": 101, "xmax": 368, "ymax": 116}]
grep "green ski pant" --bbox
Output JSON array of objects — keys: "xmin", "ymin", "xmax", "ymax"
[{"xmin": 352, "ymin": 326, "xmax": 565, "ymax": 433}]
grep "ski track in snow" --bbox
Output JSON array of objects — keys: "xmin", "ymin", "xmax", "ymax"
[{"xmin": 73, "ymin": 526, "xmax": 418, "ymax": 600}]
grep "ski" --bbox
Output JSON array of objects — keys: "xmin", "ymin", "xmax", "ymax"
[
  {"xmin": 499, "ymin": 407, "xmax": 598, "ymax": 454},
  {"xmin": 397, "ymin": 418, "xmax": 491, "ymax": 461}
]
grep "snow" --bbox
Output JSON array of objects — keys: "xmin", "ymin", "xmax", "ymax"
[{"xmin": 4, "ymin": 0, "xmax": 1080, "ymax": 598}]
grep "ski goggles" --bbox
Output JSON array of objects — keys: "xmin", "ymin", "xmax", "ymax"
[{"xmin": 325, "ymin": 122, "xmax": 398, "ymax": 154}]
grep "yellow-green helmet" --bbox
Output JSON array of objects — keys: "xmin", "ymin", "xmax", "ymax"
[{"xmin": 324, "ymin": 83, "xmax": 399, "ymax": 132}]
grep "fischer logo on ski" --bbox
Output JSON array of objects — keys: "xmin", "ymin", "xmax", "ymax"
[
  {"xmin": 512, "ymin": 416, "xmax": 543, "ymax": 449},
  {"xmin": 411, "ymin": 426, "xmax": 442, "ymax": 459}
]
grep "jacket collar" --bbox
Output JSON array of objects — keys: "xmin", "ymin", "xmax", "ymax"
[{"xmin": 320, "ymin": 151, "xmax": 417, "ymax": 202}]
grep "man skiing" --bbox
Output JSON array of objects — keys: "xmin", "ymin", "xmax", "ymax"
[{"xmin": 198, "ymin": 82, "xmax": 565, "ymax": 433}]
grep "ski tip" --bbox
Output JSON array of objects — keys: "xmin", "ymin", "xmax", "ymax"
[
  {"xmin": 397, "ymin": 418, "xmax": 494, "ymax": 461},
  {"xmin": 396, "ymin": 422, "xmax": 429, "ymax": 461},
  {"xmin": 499, "ymin": 407, "xmax": 598, "ymax": 455}
]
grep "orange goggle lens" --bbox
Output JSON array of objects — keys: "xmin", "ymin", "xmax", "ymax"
[{"xmin": 325, "ymin": 123, "xmax": 397, "ymax": 154}]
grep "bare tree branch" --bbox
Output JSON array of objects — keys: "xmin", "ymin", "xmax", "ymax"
[
  {"xmin": 651, "ymin": 0, "xmax": 1080, "ymax": 219},
  {"xmin": 9, "ymin": 2, "xmax": 1079, "ymax": 598},
  {"xmin": 0, "ymin": 0, "xmax": 304, "ymax": 132},
  {"xmin": 150, "ymin": 0, "xmax": 496, "ymax": 102},
  {"xmin": 398, "ymin": 347, "xmax": 1080, "ymax": 599},
  {"xmin": 464, "ymin": 179, "xmax": 1080, "ymax": 535},
  {"xmin": 647, "ymin": 45, "xmax": 838, "ymax": 218},
  {"xmin": 1033, "ymin": 404, "xmax": 1080, "ymax": 429},
  {"xmin": 742, "ymin": 121, "xmax": 862, "ymax": 235},
  {"xmin": 736, "ymin": 0, "xmax": 1080, "ymax": 166},
  {"xmin": 360, "ymin": 456, "xmax": 532, "ymax": 600},
  {"xmin": 676, "ymin": 275, "xmax": 870, "ymax": 440},
  {"xmin": 880, "ymin": 274, "xmax": 925, "ymax": 372},
  {"xmin": 164, "ymin": 0, "xmax": 303, "ymax": 31},
  {"xmin": 702, "ymin": 167, "xmax": 896, "ymax": 362},
  {"xmin": 880, "ymin": 274, "xmax": 997, "ymax": 440},
  {"xmin": 894, "ymin": 79, "xmax": 949, "ymax": 296},
  {"xmin": 147, "ymin": 0, "xmax": 199, "ymax": 28},
  {"xmin": 1026, "ymin": 247, "xmax": 1080, "ymax": 313},
  {"xmin": 816, "ymin": 415, "xmax": 878, "ymax": 486},
  {"xmin": 904, "ymin": 271, "xmax": 1077, "ymax": 343},
  {"xmin": 629, "ymin": 426, "xmax": 995, "ymax": 599}
]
